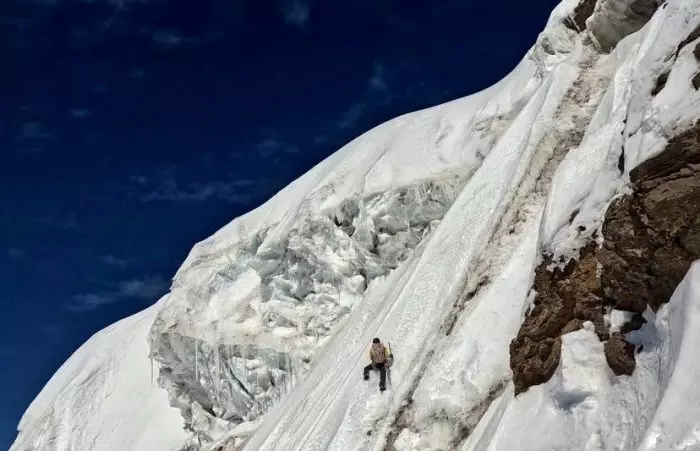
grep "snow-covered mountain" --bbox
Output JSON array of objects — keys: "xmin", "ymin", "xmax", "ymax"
[{"xmin": 12, "ymin": 0, "xmax": 700, "ymax": 449}]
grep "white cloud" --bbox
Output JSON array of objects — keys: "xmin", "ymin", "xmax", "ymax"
[
  {"xmin": 130, "ymin": 175, "xmax": 148, "ymax": 185},
  {"xmin": 283, "ymin": 0, "xmax": 310, "ymax": 28},
  {"xmin": 119, "ymin": 276, "xmax": 168, "ymax": 299},
  {"xmin": 20, "ymin": 121, "xmax": 52, "ymax": 140},
  {"xmin": 368, "ymin": 62, "xmax": 388, "ymax": 93},
  {"xmin": 141, "ymin": 179, "xmax": 256, "ymax": 204},
  {"xmin": 69, "ymin": 108, "xmax": 92, "ymax": 118},
  {"xmin": 152, "ymin": 30, "xmax": 182, "ymax": 46},
  {"xmin": 68, "ymin": 293, "xmax": 117, "ymax": 311},
  {"xmin": 337, "ymin": 103, "xmax": 367, "ymax": 130},
  {"xmin": 68, "ymin": 276, "xmax": 170, "ymax": 311},
  {"xmin": 100, "ymin": 254, "xmax": 129, "ymax": 267},
  {"xmin": 8, "ymin": 248, "xmax": 25, "ymax": 258}
]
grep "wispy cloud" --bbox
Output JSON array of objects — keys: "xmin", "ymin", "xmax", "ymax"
[
  {"xmin": 141, "ymin": 179, "xmax": 256, "ymax": 203},
  {"xmin": 128, "ymin": 168, "xmax": 258, "ymax": 204},
  {"xmin": 68, "ymin": 108, "xmax": 92, "ymax": 119},
  {"xmin": 7, "ymin": 248, "xmax": 25, "ymax": 258},
  {"xmin": 337, "ymin": 103, "xmax": 367, "ymax": 130},
  {"xmin": 37, "ymin": 214, "xmax": 78, "ymax": 230},
  {"xmin": 256, "ymin": 137, "xmax": 300, "ymax": 157},
  {"xmin": 19, "ymin": 121, "xmax": 52, "ymax": 140},
  {"xmin": 321, "ymin": 61, "xmax": 394, "ymax": 138},
  {"xmin": 68, "ymin": 276, "xmax": 169, "ymax": 312},
  {"xmin": 368, "ymin": 62, "xmax": 389, "ymax": 93},
  {"xmin": 69, "ymin": 293, "xmax": 116, "ymax": 311},
  {"xmin": 151, "ymin": 30, "xmax": 182, "ymax": 46},
  {"xmin": 282, "ymin": 0, "xmax": 310, "ymax": 28},
  {"xmin": 119, "ymin": 277, "xmax": 168, "ymax": 298},
  {"xmin": 100, "ymin": 254, "xmax": 129, "ymax": 267}
]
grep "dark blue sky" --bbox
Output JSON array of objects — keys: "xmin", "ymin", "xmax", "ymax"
[{"xmin": 0, "ymin": 0, "xmax": 557, "ymax": 446}]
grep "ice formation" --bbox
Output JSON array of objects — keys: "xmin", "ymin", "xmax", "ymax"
[{"xmin": 11, "ymin": 0, "xmax": 700, "ymax": 449}]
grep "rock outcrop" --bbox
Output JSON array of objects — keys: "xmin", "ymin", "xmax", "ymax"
[
  {"xmin": 562, "ymin": 0, "xmax": 660, "ymax": 52},
  {"xmin": 511, "ymin": 121, "xmax": 700, "ymax": 394},
  {"xmin": 604, "ymin": 333, "xmax": 636, "ymax": 375},
  {"xmin": 693, "ymin": 42, "xmax": 700, "ymax": 89},
  {"xmin": 562, "ymin": 0, "xmax": 598, "ymax": 31},
  {"xmin": 601, "ymin": 123, "xmax": 700, "ymax": 313},
  {"xmin": 587, "ymin": 0, "xmax": 660, "ymax": 52},
  {"xmin": 510, "ymin": 243, "xmax": 607, "ymax": 394}
]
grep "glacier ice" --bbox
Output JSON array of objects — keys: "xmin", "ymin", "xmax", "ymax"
[{"xmin": 148, "ymin": 176, "xmax": 472, "ymax": 443}]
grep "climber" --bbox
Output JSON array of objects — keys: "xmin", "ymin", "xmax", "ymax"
[{"xmin": 363, "ymin": 337, "xmax": 392, "ymax": 391}]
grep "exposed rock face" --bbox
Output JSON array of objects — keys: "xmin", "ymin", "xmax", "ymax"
[
  {"xmin": 587, "ymin": 0, "xmax": 659, "ymax": 52},
  {"xmin": 651, "ymin": 71, "xmax": 669, "ymax": 96},
  {"xmin": 510, "ymin": 243, "xmax": 607, "ymax": 394},
  {"xmin": 511, "ymin": 122, "xmax": 700, "ymax": 394},
  {"xmin": 601, "ymin": 123, "xmax": 700, "ymax": 312},
  {"xmin": 693, "ymin": 72, "xmax": 700, "ymax": 90},
  {"xmin": 562, "ymin": 0, "xmax": 598, "ymax": 31},
  {"xmin": 604, "ymin": 333, "xmax": 636, "ymax": 375},
  {"xmin": 676, "ymin": 25, "xmax": 700, "ymax": 57}
]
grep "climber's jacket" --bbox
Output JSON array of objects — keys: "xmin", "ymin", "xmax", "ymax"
[{"xmin": 369, "ymin": 342, "xmax": 390, "ymax": 364}]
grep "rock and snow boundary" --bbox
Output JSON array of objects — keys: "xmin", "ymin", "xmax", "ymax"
[{"xmin": 11, "ymin": 0, "xmax": 700, "ymax": 449}]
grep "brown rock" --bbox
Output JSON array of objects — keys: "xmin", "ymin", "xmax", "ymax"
[
  {"xmin": 675, "ymin": 24, "xmax": 700, "ymax": 57},
  {"xmin": 630, "ymin": 124, "xmax": 700, "ymax": 184},
  {"xmin": 600, "ymin": 123, "xmax": 700, "ymax": 313},
  {"xmin": 511, "ymin": 122, "xmax": 700, "ymax": 395},
  {"xmin": 694, "ymin": 42, "xmax": 700, "ymax": 61},
  {"xmin": 562, "ymin": 0, "xmax": 598, "ymax": 31},
  {"xmin": 511, "ymin": 337, "xmax": 562, "ymax": 395},
  {"xmin": 681, "ymin": 215, "xmax": 700, "ymax": 254},
  {"xmin": 620, "ymin": 313, "xmax": 646, "ymax": 334},
  {"xmin": 510, "ymin": 244, "xmax": 604, "ymax": 394},
  {"xmin": 693, "ymin": 72, "xmax": 700, "ymax": 90},
  {"xmin": 604, "ymin": 333, "xmax": 636, "ymax": 375},
  {"xmin": 651, "ymin": 71, "xmax": 669, "ymax": 96}
]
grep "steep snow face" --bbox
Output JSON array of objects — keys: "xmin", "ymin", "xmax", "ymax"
[
  {"xmin": 146, "ymin": 12, "xmax": 577, "ymax": 445},
  {"xmin": 10, "ymin": 296, "xmax": 186, "ymax": 451}
]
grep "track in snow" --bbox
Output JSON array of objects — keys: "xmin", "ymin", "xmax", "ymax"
[
  {"xmin": 377, "ymin": 45, "xmax": 613, "ymax": 450},
  {"xmin": 243, "ymin": 39, "xmax": 615, "ymax": 451}
]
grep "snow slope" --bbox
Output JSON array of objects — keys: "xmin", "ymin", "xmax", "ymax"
[
  {"xmin": 11, "ymin": 0, "xmax": 700, "ymax": 448},
  {"xmin": 10, "ymin": 297, "xmax": 186, "ymax": 451}
]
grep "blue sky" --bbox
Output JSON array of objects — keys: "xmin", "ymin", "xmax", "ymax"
[{"xmin": 0, "ymin": 0, "xmax": 558, "ymax": 446}]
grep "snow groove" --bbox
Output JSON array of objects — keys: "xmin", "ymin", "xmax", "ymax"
[{"xmin": 383, "ymin": 45, "xmax": 614, "ymax": 449}]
